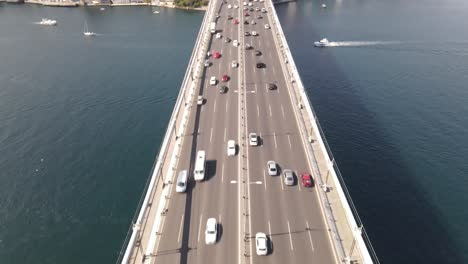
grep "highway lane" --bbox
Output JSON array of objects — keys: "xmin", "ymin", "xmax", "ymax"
[
  {"xmin": 241, "ymin": 1, "xmax": 336, "ymax": 263},
  {"xmin": 154, "ymin": 1, "xmax": 242, "ymax": 263}
]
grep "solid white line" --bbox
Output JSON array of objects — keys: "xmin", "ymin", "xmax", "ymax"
[
  {"xmin": 219, "ymin": 214, "xmax": 222, "ymax": 224},
  {"xmin": 214, "ymin": 98, "xmax": 217, "ymax": 111},
  {"xmin": 226, "ymin": 99, "xmax": 229, "ymax": 113},
  {"xmin": 224, "ymin": 127, "xmax": 227, "ymax": 142},
  {"xmin": 306, "ymin": 221, "xmax": 315, "ymax": 251},
  {"xmin": 222, "ymin": 163, "xmax": 225, "ymax": 183},
  {"xmin": 210, "ymin": 127, "xmax": 213, "ymax": 143},
  {"xmin": 274, "ymin": 132, "xmax": 277, "ymax": 149},
  {"xmin": 255, "ymin": 83, "xmax": 258, "ymax": 93},
  {"xmin": 197, "ymin": 214, "xmax": 203, "ymax": 242},
  {"xmin": 268, "ymin": 220, "xmax": 272, "ymax": 242},
  {"xmin": 269, "ymin": 104, "xmax": 272, "ymax": 117},
  {"xmin": 263, "ymin": 169, "xmax": 267, "ymax": 190},
  {"xmin": 280, "ymin": 170, "xmax": 284, "ymax": 190},
  {"xmin": 287, "ymin": 220, "xmax": 294, "ymax": 251},
  {"xmin": 281, "ymin": 104, "xmax": 285, "ymax": 118},
  {"xmin": 177, "ymin": 214, "xmax": 184, "ymax": 243},
  {"xmin": 288, "ymin": 134, "xmax": 292, "ymax": 149},
  {"xmin": 298, "ymin": 171, "xmax": 302, "ymax": 191},
  {"xmin": 257, "ymin": 105, "xmax": 260, "ymax": 117}
]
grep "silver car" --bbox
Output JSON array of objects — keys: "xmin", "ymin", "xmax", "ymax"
[
  {"xmin": 267, "ymin": 161, "xmax": 277, "ymax": 176},
  {"xmin": 283, "ymin": 169, "xmax": 294, "ymax": 186}
]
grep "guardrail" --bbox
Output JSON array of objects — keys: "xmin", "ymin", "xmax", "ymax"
[
  {"xmin": 116, "ymin": 1, "xmax": 216, "ymax": 262},
  {"xmin": 264, "ymin": 0, "xmax": 380, "ymax": 263}
]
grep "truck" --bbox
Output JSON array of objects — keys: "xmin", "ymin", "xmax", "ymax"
[
  {"xmin": 194, "ymin": 150, "xmax": 206, "ymax": 181},
  {"xmin": 210, "ymin": 22, "xmax": 216, "ymax": 34}
]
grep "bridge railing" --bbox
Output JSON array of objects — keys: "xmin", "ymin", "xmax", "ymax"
[
  {"xmin": 265, "ymin": 0, "xmax": 380, "ymax": 263},
  {"xmin": 115, "ymin": 1, "xmax": 215, "ymax": 262}
]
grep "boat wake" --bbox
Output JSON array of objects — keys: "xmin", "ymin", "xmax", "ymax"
[{"xmin": 326, "ymin": 41, "xmax": 401, "ymax": 47}]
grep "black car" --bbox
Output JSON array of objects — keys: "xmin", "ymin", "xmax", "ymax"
[
  {"xmin": 245, "ymin": 31, "xmax": 251, "ymax": 36},
  {"xmin": 228, "ymin": 15, "xmax": 233, "ymax": 20},
  {"xmin": 244, "ymin": 20, "xmax": 249, "ymax": 25},
  {"xmin": 255, "ymin": 50, "xmax": 262, "ymax": 56},
  {"xmin": 256, "ymin": 62, "xmax": 265, "ymax": 68},
  {"xmin": 245, "ymin": 43, "xmax": 253, "ymax": 50},
  {"xmin": 219, "ymin": 86, "xmax": 228, "ymax": 93},
  {"xmin": 225, "ymin": 37, "xmax": 231, "ymax": 43},
  {"xmin": 267, "ymin": 83, "xmax": 277, "ymax": 90},
  {"xmin": 257, "ymin": 15, "xmax": 262, "ymax": 19}
]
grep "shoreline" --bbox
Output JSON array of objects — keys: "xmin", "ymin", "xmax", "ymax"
[{"xmin": 17, "ymin": 0, "xmax": 207, "ymax": 10}]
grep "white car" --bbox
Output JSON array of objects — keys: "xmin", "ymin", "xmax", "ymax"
[
  {"xmin": 261, "ymin": 7, "xmax": 266, "ymax": 13},
  {"xmin": 243, "ymin": 1, "xmax": 247, "ymax": 5},
  {"xmin": 204, "ymin": 60, "xmax": 211, "ymax": 67},
  {"xmin": 251, "ymin": 20, "xmax": 256, "ymax": 25},
  {"xmin": 233, "ymin": 40, "xmax": 239, "ymax": 47},
  {"xmin": 197, "ymin": 96, "xmax": 204, "ymax": 105},
  {"xmin": 216, "ymin": 32, "xmax": 222, "ymax": 39},
  {"xmin": 248, "ymin": 2, "xmax": 252, "ymax": 6},
  {"xmin": 175, "ymin": 170, "xmax": 188, "ymax": 193},
  {"xmin": 205, "ymin": 218, "xmax": 218, "ymax": 245},
  {"xmin": 264, "ymin": 24, "xmax": 270, "ymax": 29},
  {"xmin": 267, "ymin": 161, "xmax": 277, "ymax": 176},
  {"xmin": 228, "ymin": 4, "xmax": 232, "ymax": 8},
  {"xmin": 210, "ymin": 76, "xmax": 217, "ymax": 85},
  {"xmin": 283, "ymin": 169, "xmax": 294, "ymax": 186},
  {"xmin": 234, "ymin": 5, "xmax": 238, "ymax": 8},
  {"xmin": 227, "ymin": 140, "xmax": 236, "ymax": 156},
  {"xmin": 231, "ymin": 60, "xmax": 238, "ymax": 68},
  {"xmin": 255, "ymin": 232, "xmax": 268, "ymax": 255},
  {"xmin": 252, "ymin": 31, "xmax": 258, "ymax": 36},
  {"xmin": 249, "ymin": 133, "xmax": 258, "ymax": 146}
]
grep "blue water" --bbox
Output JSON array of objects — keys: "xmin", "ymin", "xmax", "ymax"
[{"xmin": 1, "ymin": 0, "xmax": 468, "ymax": 263}]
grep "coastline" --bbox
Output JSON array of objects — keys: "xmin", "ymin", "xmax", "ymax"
[{"xmin": 17, "ymin": 0, "xmax": 207, "ymax": 10}]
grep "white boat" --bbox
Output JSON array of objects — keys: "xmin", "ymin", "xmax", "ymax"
[
  {"xmin": 38, "ymin": 18, "xmax": 57, "ymax": 26},
  {"xmin": 314, "ymin": 38, "xmax": 331, "ymax": 47},
  {"xmin": 83, "ymin": 21, "xmax": 96, "ymax": 37},
  {"xmin": 321, "ymin": 3, "xmax": 326, "ymax": 8},
  {"xmin": 100, "ymin": 7, "xmax": 106, "ymax": 11},
  {"xmin": 153, "ymin": 10, "xmax": 160, "ymax": 14}
]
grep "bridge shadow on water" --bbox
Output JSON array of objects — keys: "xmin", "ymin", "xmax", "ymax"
[{"xmin": 274, "ymin": 2, "xmax": 465, "ymax": 263}]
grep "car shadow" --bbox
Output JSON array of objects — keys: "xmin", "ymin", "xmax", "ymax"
[{"xmin": 205, "ymin": 159, "xmax": 217, "ymax": 181}]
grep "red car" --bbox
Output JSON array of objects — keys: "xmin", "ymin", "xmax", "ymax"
[
  {"xmin": 245, "ymin": 12, "xmax": 250, "ymax": 16},
  {"xmin": 222, "ymin": 74, "xmax": 229, "ymax": 82},
  {"xmin": 234, "ymin": 19, "xmax": 239, "ymax": 24},
  {"xmin": 214, "ymin": 52, "xmax": 221, "ymax": 59},
  {"xmin": 301, "ymin": 173, "xmax": 313, "ymax": 187}
]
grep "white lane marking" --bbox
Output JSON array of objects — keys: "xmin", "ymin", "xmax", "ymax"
[
  {"xmin": 306, "ymin": 221, "xmax": 315, "ymax": 251},
  {"xmin": 222, "ymin": 163, "xmax": 225, "ymax": 183},
  {"xmin": 218, "ymin": 59, "xmax": 222, "ymax": 73},
  {"xmin": 257, "ymin": 105, "xmax": 260, "ymax": 117},
  {"xmin": 263, "ymin": 170, "xmax": 267, "ymax": 190},
  {"xmin": 226, "ymin": 98, "xmax": 229, "ymax": 113},
  {"xmin": 177, "ymin": 214, "xmax": 184, "ymax": 243},
  {"xmin": 269, "ymin": 104, "xmax": 272, "ymax": 117},
  {"xmin": 255, "ymin": 83, "xmax": 258, "ymax": 93},
  {"xmin": 288, "ymin": 134, "xmax": 292, "ymax": 149},
  {"xmin": 210, "ymin": 127, "xmax": 213, "ymax": 143},
  {"xmin": 272, "ymin": 63, "xmax": 277, "ymax": 76},
  {"xmin": 287, "ymin": 220, "xmax": 294, "ymax": 251},
  {"xmin": 197, "ymin": 214, "xmax": 203, "ymax": 242},
  {"xmin": 268, "ymin": 220, "xmax": 272, "ymax": 242},
  {"xmin": 280, "ymin": 170, "xmax": 284, "ymax": 190},
  {"xmin": 274, "ymin": 132, "xmax": 277, "ymax": 149},
  {"xmin": 224, "ymin": 127, "xmax": 227, "ymax": 142},
  {"xmin": 230, "ymin": 180, "xmax": 238, "ymax": 184},
  {"xmin": 219, "ymin": 214, "xmax": 222, "ymax": 224},
  {"xmin": 281, "ymin": 104, "xmax": 285, "ymax": 118},
  {"xmin": 214, "ymin": 98, "xmax": 217, "ymax": 112},
  {"xmin": 298, "ymin": 172, "xmax": 302, "ymax": 191},
  {"xmin": 250, "ymin": 181, "xmax": 262, "ymax": 185}
]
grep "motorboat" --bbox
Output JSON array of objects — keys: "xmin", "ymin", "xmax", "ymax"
[
  {"xmin": 314, "ymin": 38, "xmax": 331, "ymax": 47},
  {"xmin": 153, "ymin": 10, "xmax": 160, "ymax": 14},
  {"xmin": 321, "ymin": 3, "xmax": 326, "ymax": 8},
  {"xmin": 100, "ymin": 7, "xmax": 106, "ymax": 11},
  {"xmin": 38, "ymin": 18, "xmax": 57, "ymax": 26}
]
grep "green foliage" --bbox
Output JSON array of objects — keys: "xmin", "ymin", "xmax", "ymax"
[{"xmin": 174, "ymin": 0, "xmax": 207, "ymax": 8}]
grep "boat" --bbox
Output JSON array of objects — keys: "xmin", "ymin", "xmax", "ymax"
[
  {"xmin": 314, "ymin": 38, "xmax": 331, "ymax": 47},
  {"xmin": 153, "ymin": 10, "xmax": 160, "ymax": 14},
  {"xmin": 100, "ymin": 7, "xmax": 106, "ymax": 11},
  {"xmin": 83, "ymin": 21, "xmax": 96, "ymax": 37},
  {"xmin": 38, "ymin": 18, "xmax": 57, "ymax": 26},
  {"xmin": 321, "ymin": 3, "xmax": 326, "ymax": 8}
]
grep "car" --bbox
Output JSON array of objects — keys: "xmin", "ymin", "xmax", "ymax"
[
  {"xmin": 261, "ymin": 7, "xmax": 266, "ymax": 13},
  {"xmin": 264, "ymin": 24, "xmax": 270, "ymax": 29},
  {"xmin": 219, "ymin": 85, "xmax": 228, "ymax": 93},
  {"xmin": 205, "ymin": 218, "xmax": 218, "ymax": 245},
  {"xmin": 245, "ymin": 31, "xmax": 251, "ymax": 36},
  {"xmin": 214, "ymin": 52, "xmax": 221, "ymax": 59},
  {"xmin": 256, "ymin": 62, "xmax": 265, "ymax": 68},
  {"xmin": 267, "ymin": 83, "xmax": 277, "ymax": 90},
  {"xmin": 216, "ymin": 14, "xmax": 220, "ymax": 18},
  {"xmin": 252, "ymin": 31, "xmax": 258, "ymax": 36},
  {"xmin": 234, "ymin": 5, "xmax": 238, "ymax": 8},
  {"xmin": 260, "ymin": 0, "xmax": 264, "ymax": 2},
  {"xmin": 255, "ymin": 50, "xmax": 261, "ymax": 56},
  {"xmin": 248, "ymin": 2, "xmax": 252, "ymax": 6},
  {"xmin": 216, "ymin": 32, "xmax": 222, "ymax": 39},
  {"xmin": 234, "ymin": 19, "xmax": 239, "ymax": 24},
  {"xmin": 243, "ymin": 1, "xmax": 247, "ymax": 5},
  {"xmin": 233, "ymin": 40, "xmax": 239, "ymax": 47},
  {"xmin": 228, "ymin": 4, "xmax": 232, "ymax": 8},
  {"xmin": 251, "ymin": 20, "xmax": 256, "ymax": 25},
  {"xmin": 222, "ymin": 74, "xmax": 229, "ymax": 82},
  {"xmin": 249, "ymin": 133, "xmax": 258, "ymax": 146},
  {"xmin": 249, "ymin": 7, "xmax": 254, "ymax": 11},
  {"xmin": 301, "ymin": 172, "xmax": 313, "ymax": 187},
  {"xmin": 227, "ymin": 15, "xmax": 233, "ymax": 20},
  {"xmin": 210, "ymin": 76, "xmax": 217, "ymax": 85},
  {"xmin": 175, "ymin": 170, "xmax": 188, "ymax": 193},
  {"xmin": 246, "ymin": 43, "xmax": 253, "ymax": 50},
  {"xmin": 231, "ymin": 60, "xmax": 238, "ymax": 68},
  {"xmin": 243, "ymin": 6, "xmax": 248, "ymax": 10},
  {"xmin": 283, "ymin": 169, "xmax": 294, "ymax": 186},
  {"xmin": 267, "ymin": 161, "xmax": 277, "ymax": 176},
  {"xmin": 255, "ymin": 7, "xmax": 260, "ymax": 11},
  {"xmin": 255, "ymin": 232, "xmax": 268, "ymax": 256},
  {"xmin": 207, "ymin": 51, "xmax": 211, "ymax": 57},
  {"xmin": 244, "ymin": 20, "xmax": 249, "ymax": 25},
  {"xmin": 227, "ymin": 140, "xmax": 236, "ymax": 156},
  {"xmin": 245, "ymin": 12, "xmax": 250, "ymax": 16},
  {"xmin": 197, "ymin": 96, "xmax": 204, "ymax": 105},
  {"xmin": 225, "ymin": 37, "xmax": 231, "ymax": 43},
  {"xmin": 257, "ymin": 15, "xmax": 262, "ymax": 19},
  {"xmin": 204, "ymin": 60, "xmax": 211, "ymax": 67}
]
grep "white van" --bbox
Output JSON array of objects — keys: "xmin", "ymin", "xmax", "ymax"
[
  {"xmin": 194, "ymin": 150, "xmax": 206, "ymax": 181},
  {"xmin": 176, "ymin": 170, "xmax": 188, "ymax": 193}
]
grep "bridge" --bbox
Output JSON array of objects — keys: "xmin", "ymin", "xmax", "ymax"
[{"xmin": 117, "ymin": 0, "xmax": 379, "ymax": 263}]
